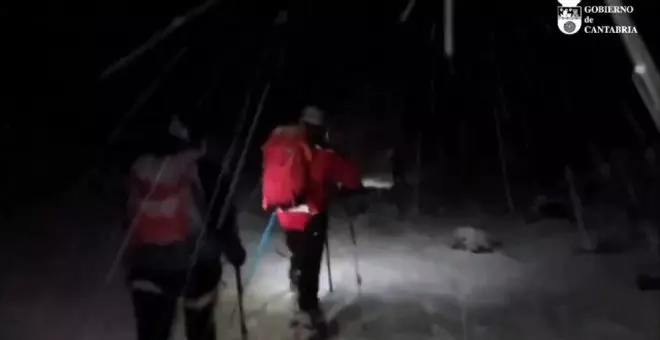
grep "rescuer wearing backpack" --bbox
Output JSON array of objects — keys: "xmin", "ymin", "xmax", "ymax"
[
  {"xmin": 125, "ymin": 116, "xmax": 246, "ymax": 340},
  {"xmin": 261, "ymin": 106, "xmax": 367, "ymax": 334}
]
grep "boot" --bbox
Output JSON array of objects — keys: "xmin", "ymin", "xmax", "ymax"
[
  {"xmin": 306, "ymin": 307, "xmax": 327, "ymax": 331},
  {"xmin": 185, "ymin": 305, "xmax": 216, "ymax": 340},
  {"xmin": 290, "ymin": 307, "xmax": 327, "ymax": 337}
]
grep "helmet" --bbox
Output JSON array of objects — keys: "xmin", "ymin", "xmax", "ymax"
[{"xmin": 299, "ymin": 106, "xmax": 325, "ymax": 126}]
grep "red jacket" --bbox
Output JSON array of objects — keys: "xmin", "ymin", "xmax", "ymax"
[
  {"xmin": 128, "ymin": 153, "xmax": 200, "ymax": 245},
  {"xmin": 276, "ymin": 145, "xmax": 362, "ymax": 231}
]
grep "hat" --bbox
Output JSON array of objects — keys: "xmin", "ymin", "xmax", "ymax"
[{"xmin": 299, "ymin": 106, "xmax": 325, "ymax": 126}]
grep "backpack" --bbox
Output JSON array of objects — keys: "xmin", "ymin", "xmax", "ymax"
[
  {"xmin": 261, "ymin": 125, "xmax": 314, "ymax": 212},
  {"xmin": 129, "ymin": 153, "xmax": 200, "ymax": 246}
]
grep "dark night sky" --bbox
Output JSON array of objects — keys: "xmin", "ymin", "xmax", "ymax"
[{"xmin": 2, "ymin": 0, "xmax": 659, "ymax": 210}]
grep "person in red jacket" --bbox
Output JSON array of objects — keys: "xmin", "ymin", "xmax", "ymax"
[
  {"xmin": 125, "ymin": 117, "xmax": 246, "ymax": 340},
  {"xmin": 277, "ymin": 106, "xmax": 365, "ymax": 331}
]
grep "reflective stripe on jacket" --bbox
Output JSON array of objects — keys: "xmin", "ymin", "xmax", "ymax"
[{"xmin": 129, "ymin": 151, "xmax": 202, "ymax": 245}]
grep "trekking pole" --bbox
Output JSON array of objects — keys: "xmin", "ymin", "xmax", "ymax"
[
  {"xmin": 348, "ymin": 220, "xmax": 363, "ymax": 292},
  {"xmin": 324, "ymin": 237, "xmax": 334, "ymax": 293},
  {"xmin": 229, "ymin": 213, "xmax": 277, "ymax": 324},
  {"xmin": 235, "ymin": 266, "xmax": 249, "ymax": 340}
]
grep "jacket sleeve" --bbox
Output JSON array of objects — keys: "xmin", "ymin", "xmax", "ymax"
[
  {"xmin": 214, "ymin": 187, "xmax": 245, "ymax": 266},
  {"xmin": 197, "ymin": 160, "xmax": 229, "ymax": 230},
  {"xmin": 197, "ymin": 160, "xmax": 245, "ymax": 263},
  {"xmin": 326, "ymin": 152, "xmax": 371, "ymax": 216},
  {"xmin": 186, "ymin": 166, "xmax": 209, "ymax": 230},
  {"xmin": 328, "ymin": 152, "xmax": 362, "ymax": 191},
  {"xmin": 124, "ymin": 169, "xmax": 140, "ymax": 230}
]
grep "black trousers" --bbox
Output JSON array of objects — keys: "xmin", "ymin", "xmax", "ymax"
[
  {"xmin": 128, "ymin": 260, "xmax": 221, "ymax": 340},
  {"xmin": 285, "ymin": 212, "xmax": 328, "ymax": 312}
]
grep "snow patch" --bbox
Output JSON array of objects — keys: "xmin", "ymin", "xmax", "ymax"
[
  {"xmin": 451, "ymin": 226, "xmax": 500, "ymax": 253},
  {"xmin": 362, "ymin": 175, "xmax": 394, "ymax": 190}
]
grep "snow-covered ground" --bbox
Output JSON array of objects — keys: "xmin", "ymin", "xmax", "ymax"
[{"xmin": 1, "ymin": 196, "xmax": 659, "ymax": 340}]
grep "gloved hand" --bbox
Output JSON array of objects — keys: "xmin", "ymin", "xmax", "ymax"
[
  {"xmin": 216, "ymin": 207, "xmax": 246, "ymax": 267},
  {"xmin": 225, "ymin": 242, "xmax": 246, "ymax": 268}
]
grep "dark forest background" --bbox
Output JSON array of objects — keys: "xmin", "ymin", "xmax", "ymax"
[{"xmin": 2, "ymin": 0, "xmax": 659, "ymax": 218}]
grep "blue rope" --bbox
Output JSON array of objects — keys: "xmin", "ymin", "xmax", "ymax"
[{"xmin": 244, "ymin": 212, "xmax": 277, "ymax": 287}]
